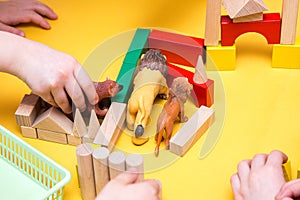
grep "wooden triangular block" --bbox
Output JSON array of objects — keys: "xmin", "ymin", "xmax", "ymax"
[
  {"xmin": 193, "ymin": 56, "xmax": 208, "ymax": 84},
  {"xmin": 87, "ymin": 109, "xmax": 100, "ymax": 139},
  {"xmin": 73, "ymin": 108, "xmax": 88, "ymax": 137},
  {"xmin": 33, "ymin": 107, "xmax": 73, "ymax": 134}
]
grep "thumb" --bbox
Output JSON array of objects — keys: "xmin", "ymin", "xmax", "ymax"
[
  {"xmin": 112, "ymin": 171, "xmax": 139, "ymax": 185},
  {"xmin": 0, "ymin": 22, "xmax": 25, "ymax": 37}
]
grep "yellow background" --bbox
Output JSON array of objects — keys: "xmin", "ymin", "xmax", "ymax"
[{"xmin": 1, "ymin": 0, "xmax": 300, "ymax": 199}]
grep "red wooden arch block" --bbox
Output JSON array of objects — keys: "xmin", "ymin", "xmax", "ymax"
[{"xmin": 221, "ymin": 13, "xmax": 281, "ymax": 46}]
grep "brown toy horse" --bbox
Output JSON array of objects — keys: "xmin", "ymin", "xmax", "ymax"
[{"xmin": 154, "ymin": 77, "xmax": 193, "ymax": 157}]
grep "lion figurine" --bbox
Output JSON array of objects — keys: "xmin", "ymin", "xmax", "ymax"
[
  {"xmin": 126, "ymin": 49, "xmax": 169, "ymax": 142},
  {"xmin": 154, "ymin": 77, "xmax": 193, "ymax": 156}
]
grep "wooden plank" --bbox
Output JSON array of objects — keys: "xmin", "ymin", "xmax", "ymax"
[
  {"xmin": 204, "ymin": 0, "xmax": 222, "ymax": 46},
  {"xmin": 33, "ymin": 107, "xmax": 73, "ymax": 135},
  {"xmin": 20, "ymin": 126, "xmax": 37, "ymax": 139},
  {"xmin": 73, "ymin": 108, "xmax": 88, "ymax": 137},
  {"xmin": 125, "ymin": 154, "xmax": 144, "ymax": 182},
  {"xmin": 280, "ymin": 0, "xmax": 299, "ymax": 44},
  {"xmin": 37, "ymin": 129, "xmax": 68, "ymax": 144},
  {"xmin": 15, "ymin": 94, "xmax": 42, "ymax": 126},
  {"xmin": 93, "ymin": 102, "xmax": 127, "ymax": 151},
  {"xmin": 76, "ymin": 144, "xmax": 96, "ymax": 200},
  {"xmin": 169, "ymin": 106, "xmax": 215, "ymax": 156},
  {"xmin": 92, "ymin": 147, "xmax": 110, "ymax": 193},
  {"xmin": 233, "ymin": 12, "xmax": 263, "ymax": 23},
  {"xmin": 108, "ymin": 151, "xmax": 126, "ymax": 180}
]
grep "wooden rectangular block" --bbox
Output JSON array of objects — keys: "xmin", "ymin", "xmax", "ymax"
[
  {"xmin": 204, "ymin": 0, "xmax": 222, "ymax": 46},
  {"xmin": 272, "ymin": 39, "xmax": 300, "ymax": 69},
  {"xmin": 170, "ymin": 106, "xmax": 215, "ymax": 156},
  {"xmin": 148, "ymin": 29, "xmax": 204, "ymax": 67},
  {"xmin": 15, "ymin": 94, "xmax": 42, "ymax": 126},
  {"xmin": 67, "ymin": 134, "xmax": 82, "ymax": 146},
  {"xmin": 37, "ymin": 129, "xmax": 68, "ymax": 144},
  {"xmin": 93, "ymin": 102, "xmax": 127, "ymax": 151},
  {"xmin": 280, "ymin": 0, "xmax": 299, "ymax": 44},
  {"xmin": 20, "ymin": 126, "xmax": 37, "ymax": 139},
  {"xmin": 206, "ymin": 43, "xmax": 236, "ymax": 70}
]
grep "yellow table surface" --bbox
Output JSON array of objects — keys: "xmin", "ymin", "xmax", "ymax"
[{"xmin": 1, "ymin": 0, "xmax": 300, "ymax": 199}]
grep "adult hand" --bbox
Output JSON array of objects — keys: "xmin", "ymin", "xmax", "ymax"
[
  {"xmin": 231, "ymin": 150, "xmax": 288, "ymax": 200},
  {"xmin": 0, "ymin": 0, "xmax": 57, "ymax": 36}
]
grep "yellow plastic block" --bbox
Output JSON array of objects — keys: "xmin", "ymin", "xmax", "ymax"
[
  {"xmin": 206, "ymin": 43, "xmax": 236, "ymax": 70},
  {"xmin": 282, "ymin": 160, "xmax": 291, "ymax": 181},
  {"xmin": 272, "ymin": 38, "xmax": 300, "ymax": 69}
]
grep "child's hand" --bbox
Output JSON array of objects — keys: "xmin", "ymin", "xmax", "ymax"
[
  {"xmin": 0, "ymin": 0, "xmax": 57, "ymax": 36},
  {"xmin": 275, "ymin": 179, "xmax": 300, "ymax": 200},
  {"xmin": 231, "ymin": 150, "xmax": 288, "ymax": 200},
  {"xmin": 97, "ymin": 172, "xmax": 161, "ymax": 200}
]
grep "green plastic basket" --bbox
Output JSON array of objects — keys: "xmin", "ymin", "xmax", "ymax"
[{"xmin": 0, "ymin": 126, "xmax": 71, "ymax": 200}]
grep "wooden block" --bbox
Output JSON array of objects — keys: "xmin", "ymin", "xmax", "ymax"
[
  {"xmin": 112, "ymin": 28, "xmax": 150, "ymax": 103},
  {"xmin": 148, "ymin": 29, "xmax": 204, "ymax": 67},
  {"xmin": 170, "ymin": 106, "xmax": 215, "ymax": 156},
  {"xmin": 233, "ymin": 12, "xmax": 263, "ymax": 23},
  {"xmin": 33, "ymin": 107, "xmax": 73, "ymax": 135},
  {"xmin": 15, "ymin": 94, "xmax": 41, "ymax": 126},
  {"xmin": 221, "ymin": 13, "xmax": 281, "ymax": 46},
  {"xmin": 282, "ymin": 160, "xmax": 291, "ymax": 181},
  {"xmin": 93, "ymin": 102, "xmax": 127, "ymax": 151},
  {"xmin": 280, "ymin": 0, "xmax": 299, "ymax": 44},
  {"xmin": 67, "ymin": 134, "xmax": 82, "ymax": 146},
  {"xmin": 73, "ymin": 108, "xmax": 88, "ymax": 137},
  {"xmin": 20, "ymin": 126, "xmax": 37, "ymax": 139},
  {"xmin": 37, "ymin": 129, "xmax": 68, "ymax": 144},
  {"xmin": 193, "ymin": 55, "xmax": 208, "ymax": 84},
  {"xmin": 206, "ymin": 42, "xmax": 236, "ymax": 70},
  {"xmin": 272, "ymin": 39, "xmax": 300, "ymax": 69},
  {"xmin": 204, "ymin": 0, "xmax": 222, "ymax": 46},
  {"xmin": 76, "ymin": 144, "xmax": 96, "ymax": 200},
  {"xmin": 92, "ymin": 147, "xmax": 110, "ymax": 194},
  {"xmin": 223, "ymin": 0, "xmax": 268, "ymax": 19},
  {"xmin": 125, "ymin": 154, "xmax": 144, "ymax": 182},
  {"xmin": 168, "ymin": 63, "xmax": 214, "ymax": 107},
  {"xmin": 108, "ymin": 151, "xmax": 126, "ymax": 180},
  {"xmin": 87, "ymin": 109, "xmax": 100, "ymax": 139},
  {"xmin": 82, "ymin": 135, "xmax": 95, "ymax": 143}
]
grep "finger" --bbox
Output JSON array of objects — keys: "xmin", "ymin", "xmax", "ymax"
[
  {"xmin": 140, "ymin": 179, "xmax": 161, "ymax": 195},
  {"xmin": 35, "ymin": 92, "xmax": 58, "ymax": 108},
  {"xmin": 237, "ymin": 159, "xmax": 251, "ymax": 185},
  {"xmin": 74, "ymin": 67, "xmax": 99, "ymax": 105},
  {"xmin": 276, "ymin": 179, "xmax": 300, "ymax": 199},
  {"xmin": 0, "ymin": 22, "xmax": 25, "ymax": 37},
  {"xmin": 251, "ymin": 154, "xmax": 267, "ymax": 170},
  {"xmin": 22, "ymin": 11, "xmax": 51, "ymax": 29},
  {"xmin": 51, "ymin": 87, "xmax": 72, "ymax": 114},
  {"xmin": 230, "ymin": 174, "xmax": 243, "ymax": 200},
  {"xmin": 113, "ymin": 171, "xmax": 139, "ymax": 185},
  {"xmin": 266, "ymin": 150, "xmax": 288, "ymax": 166},
  {"xmin": 32, "ymin": 1, "xmax": 58, "ymax": 20},
  {"xmin": 65, "ymin": 78, "xmax": 86, "ymax": 112}
]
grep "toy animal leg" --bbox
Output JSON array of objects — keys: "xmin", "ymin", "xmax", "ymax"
[
  {"xmin": 126, "ymin": 108, "xmax": 135, "ymax": 131},
  {"xmin": 165, "ymin": 122, "xmax": 174, "ymax": 150},
  {"xmin": 134, "ymin": 103, "xmax": 152, "ymax": 137},
  {"xmin": 155, "ymin": 128, "xmax": 164, "ymax": 157}
]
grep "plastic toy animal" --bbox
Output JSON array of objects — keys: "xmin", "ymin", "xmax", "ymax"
[
  {"xmin": 126, "ymin": 49, "xmax": 169, "ymax": 140},
  {"xmin": 154, "ymin": 77, "xmax": 193, "ymax": 156},
  {"xmin": 93, "ymin": 78, "xmax": 123, "ymax": 117}
]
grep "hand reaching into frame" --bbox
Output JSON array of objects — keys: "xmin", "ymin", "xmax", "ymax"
[{"xmin": 0, "ymin": 0, "xmax": 57, "ymax": 36}]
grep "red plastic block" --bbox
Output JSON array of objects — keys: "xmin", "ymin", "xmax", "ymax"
[
  {"xmin": 148, "ymin": 30, "xmax": 205, "ymax": 67},
  {"xmin": 167, "ymin": 63, "xmax": 214, "ymax": 107},
  {"xmin": 221, "ymin": 13, "xmax": 281, "ymax": 46}
]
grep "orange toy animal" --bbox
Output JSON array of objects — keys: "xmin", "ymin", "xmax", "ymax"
[
  {"xmin": 127, "ymin": 49, "xmax": 169, "ymax": 140},
  {"xmin": 93, "ymin": 78, "xmax": 123, "ymax": 117},
  {"xmin": 154, "ymin": 77, "xmax": 193, "ymax": 156}
]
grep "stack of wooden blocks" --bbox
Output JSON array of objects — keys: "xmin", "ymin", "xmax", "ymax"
[{"xmin": 76, "ymin": 144, "xmax": 144, "ymax": 200}]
